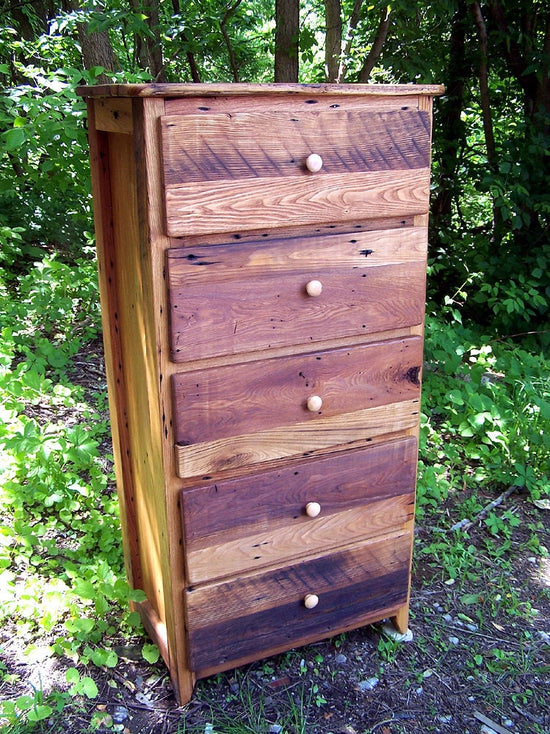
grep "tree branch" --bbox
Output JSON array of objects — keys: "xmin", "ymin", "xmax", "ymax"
[
  {"xmin": 170, "ymin": 0, "xmax": 201, "ymax": 82},
  {"xmin": 220, "ymin": 0, "xmax": 242, "ymax": 83},
  {"xmin": 337, "ymin": 0, "xmax": 364, "ymax": 82},
  {"xmin": 357, "ymin": 6, "xmax": 390, "ymax": 83}
]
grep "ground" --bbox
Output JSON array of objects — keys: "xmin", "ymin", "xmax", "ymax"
[{"xmin": 0, "ymin": 343, "xmax": 549, "ymax": 734}]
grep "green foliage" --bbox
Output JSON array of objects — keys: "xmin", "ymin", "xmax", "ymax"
[
  {"xmin": 418, "ymin": 313, "xmax": 549, "ymax": 521},
  {"xmin": 0, "ymin": 254, "xmax": 146, "ymax": 711}
]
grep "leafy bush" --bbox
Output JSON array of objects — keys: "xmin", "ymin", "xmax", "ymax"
[{"xmin": 418, "ymin": 312, "xmax": 550, "ymax": 523}]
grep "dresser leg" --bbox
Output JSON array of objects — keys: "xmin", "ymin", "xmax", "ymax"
[{"xmin": 390, "ymin": 603, "xmax": 409, "ymax": 635}]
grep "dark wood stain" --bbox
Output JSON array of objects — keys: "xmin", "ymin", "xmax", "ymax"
[
  {"xmin": 172, "ymin": 338, "xmax": 422, "ymax": 445},
  {"xmin": 161, "ymin": 109, "xmax": 431, "ymax": 185},
  {"xmin": 186, "ymin": 565, "xmax": 409, "ymax": 669},
  {"xmin": 181, "ymin": 438, "xmax": 417, "ymax": 541}
]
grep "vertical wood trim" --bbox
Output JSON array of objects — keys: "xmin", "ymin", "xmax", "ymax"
[
  {"xmin": 418, "ymin": 95, "xmax": 433, "ymax": 113},
  {"xmin": 132, "ymin": 96, "xmax": 196, "ymax": 704},
  {"xmin": 86, "ymin": 101, "xmax": 143, "ymax": 591}
]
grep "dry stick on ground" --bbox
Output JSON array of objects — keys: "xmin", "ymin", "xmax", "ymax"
[{"xmin": 449, "ymin": 484, "xmax": 518, "ymax": 532}]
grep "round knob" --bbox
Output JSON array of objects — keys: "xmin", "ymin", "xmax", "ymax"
[
  {"xmin": 306, "ymin": 395, "xmax": 323, "ymax": 412},
  {"xmin": 305, "ymin": 279, "xmax": 323, "ymax": 297},
  {"xmin": 305, "ymin": 153, "xmax": 323, "ymax": 173},
  {"xmin": 305, "ymin": 501, "xmax": 321, "ymax": 518},
  {"xmin": 304, "ymin": 593, "xmax": 319, "ymax": 609}
]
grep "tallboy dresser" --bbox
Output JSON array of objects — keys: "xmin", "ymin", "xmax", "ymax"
[{"xmin": 77, "ymin": 82, "xmax": 443, "ymax": 703}]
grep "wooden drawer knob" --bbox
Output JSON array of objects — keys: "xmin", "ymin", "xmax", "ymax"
[
  {"xmin": 305, "ymin": 501, "xmax": 321, "ymax": 518},
  {"xmin": 305, "ymin": 153, "xmax": 323, "ymax": 173},
  {"xmin": 306, "ymin": 395, "xmax": 323, "ymax": 412},
  {"xmin": 305, "ymin": 279, "xmax": 323, "ymax": 297},
  {"xmin": 304, "ymin": 593, "xmax": 319, "ymax": 609}
]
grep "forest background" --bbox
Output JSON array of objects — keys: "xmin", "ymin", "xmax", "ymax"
[{"xmin": 0, "ymin": 1, "xmax": 549, "ymax": 732}]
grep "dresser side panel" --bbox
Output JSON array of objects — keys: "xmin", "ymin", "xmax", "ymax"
[{"xmin": 131, "ymin": 97, "xmax": 196, "ymax": 703}]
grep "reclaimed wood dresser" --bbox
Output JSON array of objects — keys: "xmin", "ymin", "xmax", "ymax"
[{"xmin": 77, "ymin": 82, "xmax": 443, "ymax": 703}]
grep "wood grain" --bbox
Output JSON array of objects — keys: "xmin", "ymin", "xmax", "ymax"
[
  {"xmin": 77, "ymin": 82, "xmax": 445, "ymax": 99},
  {"xmin": 167, "ymin": 229, "xmax": 427, "ymax": 361},
  {"xmin": 161, "ymin": 108, "xmax": 431, "ymax": 185},
  {"xmin": 182, "ymin": 437, "xmax": 417, "ymax": 539},
  {"xmin": 164, "ymin": 95, "xmax": 426, "ymax": 120},
  {"xmin": 94, "ymin": 98, "xmax": 133, "ymax": 133},
  {"xmin": 185, "ymin": 530, "xmax": 412, "ymax": 670},
  {"xmin": 174, "ymin": 397, "xmax": 420, "ymax": 478},
  {"xmin": 173, "ymin": 337, "xmax": 422, "ymax": 445},
  {"xmin": 164, "ymin": 168, "xmax": 430, "ymax": 237},
  {"xmin": 182, "ymin": 438, "xmax": 417, "ymax": 581}
]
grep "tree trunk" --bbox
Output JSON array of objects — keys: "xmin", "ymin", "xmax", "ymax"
[
  {"xmin": 71, "ymin": 0, "xmax": 119, "ymax": 83},
  {"xmin": 275, "ymin": 0, "xmax": 299, "ymax": 82},
  {"xmin": 488, "ymin": 2, "xmax": 550, "ymax": 123},
  {"xmin": 324, "ymin": 0, "xmax": 342, "ymax": 82},
  {"xmin": 470, "ymin": 1, "xmax": 502, "ymax": 234},
  {"xmin": 145, "ymin": 0, "xmax": 165, "ymax": 81},
  {"xmin": 357, "ymin": 6, "xmax": 391, "ymax": 83},
  {"xmin": 431, "ymin": 1, "xmax": 469, "ymax": 231},
  {"xmin": 128, "ymin": 0, "xmax": 149, "ymax": 71}
]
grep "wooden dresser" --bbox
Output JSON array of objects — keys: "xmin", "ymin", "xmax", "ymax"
[{"xmin": 77, "ymin": 82, "xmax": 443, "ymax": 704}]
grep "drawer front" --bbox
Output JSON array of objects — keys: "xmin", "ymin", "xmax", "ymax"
[
  {"xmin": 167, "ymin": 227, "xmax": 427, "ymax": 362},
  {"xmin": 161, "ymin": 107, "xmax": 432, "ymax": 236},
  {"xmin": 185, "ymin": 530, "xmax": 412, "ymax": 671},
  {"xmin": 181, "ymin": 438, "xmax": 417, "ymax": 584},
  {"xmin": 173, "ymin": 337, "xmax": 422, "ymax": 478}
]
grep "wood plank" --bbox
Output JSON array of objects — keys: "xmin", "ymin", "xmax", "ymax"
[
  {"xmin": 173, "ymin": 337, "xmax": 422, "ymax": 445},
  {"xmin": 187, "ymin": 494, "xmax": 414, "ymax": 584},
  {"xmin": 182, "ymin": 438, "xmax": 417, "ymax": 539},
  {"xmin": 160, "ymin": 108, "xmax": 431, "ymax": 185},
  {"xmin": 167, "ymin": 214, "xmax": 416, "ymax": 249},
  {"xmin": 185, "ymin": 531, "xmax": 412, "ymax": 670},
  {"xmin": 164, "ymin": 168, "xmax": 431, "ymax": 237},
  {"xmin": 182, "ymin": 438, "xmax": 417, "ymax": 582},
  {"xmin": 94, "ymin": 98, "xmax": 133, "ymax": 133},
  {"xmin": 167, "ymin": 226, "xmax": 427, "ymax": 281},
  {"xmin": 131, "ymin": 96, "xmax": 196, "ymax": 705},
  {"xmin": 164, "ymin": 94, "xmax": 423, "ymax": 118},
  {"xmin": 77, "ymin": 82, "xmax": 446, "ymax": 99},
  {"xmin": 85, "ymin": 108, "xmax": 143, "ymax": 592},
  {"xmin": 174, "ymin": 397, "xmax": 420, "ymax": 478},
  {"xmin": 194, "ymin": 599, "xmax": 406, "ymax": 679},
  {"xmin": 167, "ymin": 229, "xmax": 427, "ymax": 361}
]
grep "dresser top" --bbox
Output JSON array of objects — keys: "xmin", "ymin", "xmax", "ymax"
[{"xmin": 76, "ymin": 82, "xmax": 445, "ymax": 99}]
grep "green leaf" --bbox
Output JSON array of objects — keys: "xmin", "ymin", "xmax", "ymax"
[
  {"xmin": 27, "ymin": 704, "xmax": 53, "ymax": 722},
  {"xmin": 78, "ymin": 676, "xmax": 99, "ymax": 699},
  {"xmin": 460, "ymin": 593, "xmax": 480, "ymax": 606},
  {"xmin": 3, "ymin": 127, "xmax": 26, "ymax": 151},
  {"xmin": 142, "ymin": 643, "xmax": 160, "ymax": 663},
  {"xmin": 15, "ymin": 695, "xmax": 34, "ymax": 711},
  {"xmin": 66, "ymin": 667, "xmax": 80, "ymax": 685},
  {"xmin": 91, "ymin": 647, "xmax": 118, "ymax": 668}
]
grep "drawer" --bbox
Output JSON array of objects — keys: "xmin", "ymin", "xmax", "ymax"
[
  {"xmin": 167, "ymin": 227, "xmax": 427, "ymax": 361},
  {"xmin": 161, "ymin": 107, "xmax": 432, "ymax": 236},
  {"xmin": 181, "ymin": 437, "xmax": 417, "ymax": 584},
  {"xmin": 185, "ymin": 529, "xmax": 412, "ymax": 671},
  {"xmin": 173, "ymin": 337, "xmax": 422, "ymax": 478}
]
